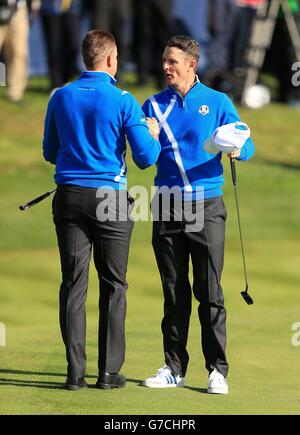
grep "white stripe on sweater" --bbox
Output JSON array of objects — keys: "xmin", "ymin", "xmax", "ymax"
[
  {"xmin": 150, "ymin": 95, "xmax": 192, "ymax": 192},
  {"xmin": 114, "ymin": 150, "xmax": 127, "ymax": 182}
]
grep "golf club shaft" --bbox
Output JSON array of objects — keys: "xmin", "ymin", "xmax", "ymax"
[
  {"xmin": 230, "ymin": 158, "xmax": 249, "ymax": 288},
  {"xmin": 19, "ymin": 188, "xmax": 56, "ymax": 211}
]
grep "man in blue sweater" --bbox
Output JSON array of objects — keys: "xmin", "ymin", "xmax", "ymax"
[
  {"xmin": 142, "ymin": 35, "xmax": 255, "ymax": 394},
  {"xmin": 43, "ymin": 30, "xmax": 160, "ymax": 391}
]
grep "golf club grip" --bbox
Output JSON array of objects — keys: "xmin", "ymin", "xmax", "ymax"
[
  {"xmin": 19, "ymin": 190, "xmax": 55, "ymax": 211},
  {"xmin": 230, "ymin": 158, "xmax": 237, "ymax": 185}
]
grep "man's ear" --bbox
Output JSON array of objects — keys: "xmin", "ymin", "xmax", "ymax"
[
  {"xmin": 189, "ymin": 58, "xmax": 197, "ymax": 72},
  {"xmin": 107, "ymin": 54, "xmax": 112, "ymax": 68}
]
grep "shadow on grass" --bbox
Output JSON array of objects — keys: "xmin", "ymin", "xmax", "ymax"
[
  {"xmin": 0, "ymin": 368, "xmax": 66, "ymax": 377},
  {"xmin": 127, "ymin": 378, "xmax": 208, "ymax": 393},
  {"xmin": 184, "ymin": 386, "xmax": 209, "ymax": 394},
  {"xmin": 0, "ymin": 377, "xmax": 63, "ymax": 390},
  {"xmin": 0, "ymin": 370, "xmax": 144, "ymax": 390},
  {"xmin": 0, "ymin": 368, "xmax": 87, "ymax": 391},
  {"xmin": 0, "ymin": 370, "xmax": 207, "ymax": 393},
  {"xmin": 0, "ymin": 375, "xmax": 98, "ymax": 391},
  {"xmin": 0, "ymin": 368, "xmax": 98, "ymax": 379},
  {"xmin": 127, "ymin": 378, "xmax": 143, "ymax": 386}
]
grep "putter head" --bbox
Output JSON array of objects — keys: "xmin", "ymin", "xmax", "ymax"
[{"xmin": 241, "ymin": 285, "xmax": 254, "ymax": 305}]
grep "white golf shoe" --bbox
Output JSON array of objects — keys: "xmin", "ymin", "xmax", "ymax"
[
  {"xmin": 207, "ymin": 368, "xmax": 228, "ymax": 395},
  {"xmin": 143, "ymin": 365, "xmax": 185, "ymax": 388}
]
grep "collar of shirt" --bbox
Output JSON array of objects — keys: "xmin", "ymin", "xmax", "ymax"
[
  {"xmin": 80, "ymin": 71, "xmax": 117, "ymax": 85},
  {"xmin": 167, "ymin": 75, "xmax": 203, "ymax": 101}
]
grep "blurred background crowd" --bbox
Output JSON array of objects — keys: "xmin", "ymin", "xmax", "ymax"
[{"xmin": 0, "ymin": 0, "xmax": 300, "ymax": 106}]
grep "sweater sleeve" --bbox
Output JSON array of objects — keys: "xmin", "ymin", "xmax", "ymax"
[
  {"xmin": 221, "ymin": 94, "xmax": 255, "ymax": 161},
  {"xmin": 42, "ymin": 95, "xmax": 60, "ymax": 165},
  {"xmin": 122, "ymin": 93, "xmax": 161, "ymax": 169}
]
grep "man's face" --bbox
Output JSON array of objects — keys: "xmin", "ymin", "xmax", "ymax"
[{"xmin": 162, "ymin": 47, "xmax": 194, "ymax": 88}]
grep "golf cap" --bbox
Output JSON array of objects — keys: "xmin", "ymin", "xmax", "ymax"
[{"xmin": 204, "ymin": 122, "xmax": 250, "ymax": 154}]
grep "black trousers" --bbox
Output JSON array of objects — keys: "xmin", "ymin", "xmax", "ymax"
[
  {"xmin": 53, "ymin": 185, "xmax": 134, "ymax": 378},
  {"xmin": 263, "ymin": 12, "xmax": 300, "ymax": 103},
  {"xmin": 133, "ymin": 0, "xmax": 173, "ymax": 87},
  {"xmin": 41, "ymin": 12, "xmax": 80, "ymax": 89},
  {"xmin": 152, "ymin": 196, "xmax": 228, "ymax": 378},
  {"xmin": 91, "ymin": 0, "xmax": 130, "ymax": 74},
  {"xmin": 207, "ymin": 0, "xmax": 238, "ymax": 71}
]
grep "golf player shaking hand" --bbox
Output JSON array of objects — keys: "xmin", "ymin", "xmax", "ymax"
[
  {"xmin": 43, "ymin": 30, "xmax": 160, "ymax": 391},
  {"xmin": 142, "ymin": 35, "xmax": 255, "ymax": 394}
]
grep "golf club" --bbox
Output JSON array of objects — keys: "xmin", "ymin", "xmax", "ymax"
[
  {"xmin": 19, "ymin": 188, "xmax": 57, "ymax": 211},
  {"xmin": 230, "ymin": 158, "xmax": 254, "ymax": 305}
]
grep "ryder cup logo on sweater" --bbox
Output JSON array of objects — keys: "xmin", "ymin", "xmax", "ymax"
[{"xmin": 199, "ymin": 105, "xmax": 209, "ymax": 115}]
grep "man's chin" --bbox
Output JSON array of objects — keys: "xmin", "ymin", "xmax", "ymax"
[{"xmin": 166, "ymin": 78, "xmax": 175, "ymax": 86}]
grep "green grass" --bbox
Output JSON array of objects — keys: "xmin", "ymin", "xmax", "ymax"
[{"xmin": 0, "ymin": 77, "xmax": 300, "ymax": 415}]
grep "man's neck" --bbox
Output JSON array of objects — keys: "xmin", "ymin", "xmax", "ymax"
[
  {"xmin": 173, "ymin": 75, "xmax": 197, "ymax": 97},
  {"xmin": 88, "ymin": 67, "xmax": 108, "ymax": 73},
  {"xmin": 85, "ymin": 69, "xmax": 116, "ymax": 81}
]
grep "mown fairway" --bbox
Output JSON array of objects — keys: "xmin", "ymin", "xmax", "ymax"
[{"xmin": 0, "ymin": 78, "xmax": 300, "ymax": 415}]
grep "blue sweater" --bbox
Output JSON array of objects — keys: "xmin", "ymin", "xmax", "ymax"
[
  {"xmin": 43, "ymin": 71, "xmax": 161, "ymax": 189},
  {"xmin": 142, "ymin": 81, "xmax": 255, "ymax": 199}
]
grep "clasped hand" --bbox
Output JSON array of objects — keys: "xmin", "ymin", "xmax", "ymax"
[{"xmin": 146, "ymin": 117, "xmax": 160, "ymax": 139}]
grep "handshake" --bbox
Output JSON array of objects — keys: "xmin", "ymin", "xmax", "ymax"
[{"xmin": 146, "ymin": 117, "xmax": 160, "ymax": 140}]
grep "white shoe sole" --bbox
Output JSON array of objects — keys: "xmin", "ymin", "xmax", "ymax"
[
  {"xmin": 207, "ymin": 387, "xmax": 228, "ymax": 395},
  {"xmin": 143, "ymin": 379, "xmax": 185, "ymax": 388}
]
